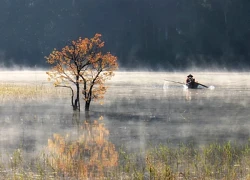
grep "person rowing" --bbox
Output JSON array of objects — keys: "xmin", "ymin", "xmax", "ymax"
[
  {"xmin": 164, "ymin": 74, "xmax": 208, "ymax": 89},
  {"xmin": 186, "ymin": 74, "xmax": 209, "ymax": 89},
  {"xmin": 186, "ymin": 74, "xmax": 197, "ymax": 89}
]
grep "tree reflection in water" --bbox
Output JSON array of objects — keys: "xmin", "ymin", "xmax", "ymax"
[{"xmin": 47, "ymin": 115, "xmax": 118, "ymax": 179}]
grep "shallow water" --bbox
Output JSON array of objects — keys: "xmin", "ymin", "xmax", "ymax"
[{"xmin": 0, "ymin": 71, "xmax": 250, "ymax": 156}]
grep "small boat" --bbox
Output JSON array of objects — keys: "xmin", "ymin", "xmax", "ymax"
[
  {"xmin": 164, "ymin": 78, "xmax": 208, "ymax": 89},
  {"xmin": 186, "ymin": 74, "xmax": 208, "ymax": 89},
  {"xmin": 186, "ymin": 82, "xmax": 198, "ymax": 89},
  {"xmin": 186, "ymin": 82, "xmax": 208, "ymax": 89}
]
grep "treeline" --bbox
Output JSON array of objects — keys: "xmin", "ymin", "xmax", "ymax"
[{"xmin": 0, "ymin": 0, "xmax": 249, "ymax": 70}]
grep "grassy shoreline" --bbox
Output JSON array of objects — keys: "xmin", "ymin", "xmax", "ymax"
[{"xmin": 1, "ymin": 141, "xmax": 250, "ymax": 179}]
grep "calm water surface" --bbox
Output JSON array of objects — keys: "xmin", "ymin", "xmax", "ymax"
[{"xmin": 0, "ymin": 71, "xmax": 250, "ymax": 156}]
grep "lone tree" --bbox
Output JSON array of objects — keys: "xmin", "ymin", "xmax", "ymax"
[{"xmin": 46, "ymin": 33, "xmax": 118, "ymax": 111}]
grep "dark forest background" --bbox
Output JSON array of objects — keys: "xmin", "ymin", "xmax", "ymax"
[{"xmin": 0, "ymin": 0, "xmax": 250, "ymax": 70}]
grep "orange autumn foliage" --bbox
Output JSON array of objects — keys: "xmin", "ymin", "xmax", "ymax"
[{"xmin": 47, "ymin": 118, "xmax": 118, "ymax": 178}]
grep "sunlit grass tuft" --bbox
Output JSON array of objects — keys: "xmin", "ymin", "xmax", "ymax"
[{"xmin": 0, "ymin": 83, "xmax": 71, "ymax": 102}]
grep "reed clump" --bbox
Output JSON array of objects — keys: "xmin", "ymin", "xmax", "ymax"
[
  {"xmin": 0, "ymin": 83, "xmax": 70, "ymax": 102},
  {"xmin": 116, "ymin": 141, "xmax": 250, "ymax": 180},
  {"xmin": 1, "ymin": 141, "xmax": 250, "ymax": 179}
]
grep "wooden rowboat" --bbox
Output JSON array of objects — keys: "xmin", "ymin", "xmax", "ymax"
[
  {"xmin": 186, "ymin": 82, "xmax": 208, "ymax": 89},
  {"xmin": 164, "ymin": 79, "xmax": 208, "ymax": 89}
]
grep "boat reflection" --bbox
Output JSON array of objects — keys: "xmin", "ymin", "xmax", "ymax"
[
  {"xmin": 184, "ymin": 89, "xmax": 193, "ymax": 101},
  {"xmin": 46, "ymin": 114, "xmax": 118, "ymax": 179},
  {"xmin": 183, "ymin": 88, "xmax": 202, "ymax": 101}
]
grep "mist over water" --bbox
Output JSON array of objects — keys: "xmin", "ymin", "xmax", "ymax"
[
  {"xmin": 100, "ymin": 72, "xmax": 250, "ymax": 150},
  {"xmin": 0, "ymin": 71, "xmax": 250, "ymax": 158}
]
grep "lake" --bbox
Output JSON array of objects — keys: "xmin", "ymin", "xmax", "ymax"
[{"xmin": 0, "ymin": 71, "xmax": 250, "ymax": 157}]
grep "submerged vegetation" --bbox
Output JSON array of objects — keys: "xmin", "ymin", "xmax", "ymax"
[{"xmin": 2, "ymin": 141, "xmax": 250, "ymax": 179}]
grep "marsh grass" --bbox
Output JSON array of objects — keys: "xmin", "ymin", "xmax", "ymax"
[
  {"xmin": 1, "ymin": 141, "xmax": 250, "ymax": 179},
  {"xmin": 0, "ymin": 83, "xmax": 70, "ymax": 102},
  {"xmin": 119, "ymin": 141, "xmax": 250, "ymax": 180}
]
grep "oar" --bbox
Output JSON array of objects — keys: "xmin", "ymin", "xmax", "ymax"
[
  {"xmin": 164, "ymin": 79, "xmax": 185, "ymax": 85},
  {"xmin": 197, "ymin": 82, "xmax": 208, "ymax": 88},
  {"xmin": 165, "ymin": 79, "xmax": 209, "ymax": 88}
]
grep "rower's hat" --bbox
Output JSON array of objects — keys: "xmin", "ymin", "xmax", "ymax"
[{"xmin": 187, "ymin": 74, "xmax": 193, "ymax": 77}]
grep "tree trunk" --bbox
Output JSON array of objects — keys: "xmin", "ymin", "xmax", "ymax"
[
  {"xmin": 76, "ymin": 83, "xmax": 80, "ymax": 110},
  {"xmin": 54, "ymin": 85, "xmax": 78, "ymax": 111},
  {"xmin": 85, "ymin": 100, "xmax": 91, "ymax": 111},
  {"xmin": 73, "ymin": 75, "xmax": 80, "ymax": 111}
]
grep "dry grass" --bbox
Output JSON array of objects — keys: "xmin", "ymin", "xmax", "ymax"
[{"xmin": 0, "ymin": 83, "xmax": 71, "ymax": 102}]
